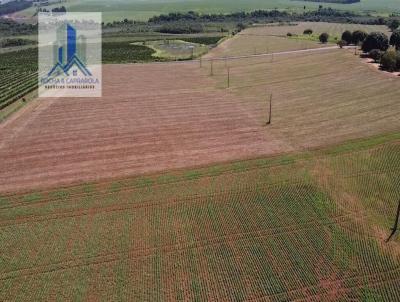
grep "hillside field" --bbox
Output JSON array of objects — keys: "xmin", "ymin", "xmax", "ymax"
[
  {"xmin": 1, "ymin": 21, "xmax": 400, "ymax": 301},
  {"xmin": 1, "ymin": 24, "xmax": 400, "ymax": 193},
  {"xmin": 1, "ymin": 133, "xmax": 399, "ymax": 301}
]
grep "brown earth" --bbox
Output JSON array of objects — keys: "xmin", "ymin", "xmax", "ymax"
[{"xmin": 0, "ymin": 62, "xmax": 288, "ymax": 193}]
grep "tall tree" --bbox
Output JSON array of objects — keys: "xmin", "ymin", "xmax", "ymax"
[
  {"xmin": 390, "ymin": 29, "xmax": 400, "ymax": 50},
  {"xmin": 388, "ymin": 19, "xmax": 400, "ymax": 31},
  {"xmin": 341, "ymin": 30, "xmax": 353, "ymax": 44},
  {"xmin": 352, "ymin": 30, "xmax": 367, "ymax": 45},
  {"xmin": 362, "ymin": 32, "xmax": 389, "ymax": 52}
]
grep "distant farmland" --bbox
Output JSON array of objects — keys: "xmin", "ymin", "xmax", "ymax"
[{"xmin": 14, "ymin": 0, "xmax": 400, "ymax": 22}]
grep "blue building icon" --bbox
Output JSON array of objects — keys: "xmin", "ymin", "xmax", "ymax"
[{"xmin": 47, "ymin": 23, "xmax": 92, "ymax": 77}]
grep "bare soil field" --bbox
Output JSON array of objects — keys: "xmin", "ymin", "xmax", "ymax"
[
  {"xmin": 1, "ymin": 23, "xmax": 400, "ymax": 301},
  {"xmin": 2, "ymin": 46, "xmax": 400, "ymax": 193},
  {"xmin": 0, "ymin": 63, "xmax": 287, "ymax": 193},
  {"xmin": 205, "ymin": 48, "xmax": 400, "ymax": 149}
]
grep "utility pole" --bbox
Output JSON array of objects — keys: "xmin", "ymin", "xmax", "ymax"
[
  {"xmin": 386, "ymin": 199, "xmax": 400, "ymax": 242},
  {"xmin": 227, "ymin": 67, "xmax": 230, "ymax": 88},
  {"xmin": 266, "ymin": 93, "xmax": 272, "ymax": 125}
]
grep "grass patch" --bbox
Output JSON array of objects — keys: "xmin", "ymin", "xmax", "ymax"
[{"xmin": 133, "ymin": 39, "xmax": 209, "ymax": 60}]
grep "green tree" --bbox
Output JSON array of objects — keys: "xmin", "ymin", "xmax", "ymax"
[
  {"xmin": 319, "ymin": 33, "xmax": 329, "ymax": 44},
  {"xmin": 362, "ymin": 32, "xmax": 389, "ymax": 52},
  {"xmin": 341, "ymin": 30, "xmax": 353, "ymax": 44},
  {"xmin": 390, "ymin": 29, "xmax": 400, "ymax": 50},
  {"xmin": 387, "ymin": 19, "xmax": 400, "ymax": 31},
  {"xmin": 380, "ymin": 48, "xmax": 398, "ymax": 72},
  {"xmin": 352, "ymin": 30, "xmax": 367, "ymax": 45}
]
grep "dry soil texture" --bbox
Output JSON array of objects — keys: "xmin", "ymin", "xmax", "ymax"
[
  {"xmin": 1, "ymin": 26, "xmax": 400, "ymax": 193},
  {"xmin": 0, "ymin": 63, "xmax": 287, "ymax": 193}
]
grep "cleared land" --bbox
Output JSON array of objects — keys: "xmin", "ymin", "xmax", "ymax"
[
  {"xmin": 0, "ymin": 62, "xmax": 287, "ymax": 193},
  {"xmin": 204, "ymin": 22, "xmax": 389, "ymax": 58},
  {"xmin": 1, "ymin": 22, "xmax": 400, "ymax": 301},
  {"xmin": 0, "ymin": 133, "xmax": 399, "ymax": 301},
  {"xmin": 1, "ymin": 25, "xmax": 400, "ymax": 193},
  {"xmin": 204, "ymin": 26, "xmax": 400, "ymax": 149}
]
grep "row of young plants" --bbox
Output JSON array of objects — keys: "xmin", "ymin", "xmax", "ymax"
[
  {"xmin": 2, "ymin": 141, "xmax": 400, "ymax": 300},
  {"xmin": 0, "ymin": 48, "xmax": 38, "ymax": 108}
]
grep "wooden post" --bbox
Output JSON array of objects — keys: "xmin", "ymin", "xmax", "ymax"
[
  {"xmin": 200, "ymin": 57, "xmax": 202, "ymax": 68},
  {"xmin": 210, "ymin": 60, "xmax": 213, "ymax": 76},
  {"xmin": 271, "ymin": 53, "xmax": 274, "ymax": 63},
  {"xmin": 267, "ymin": 93, "xmax": 272, "ymax": 125},
  {"xmin": 386, "ymin": 199, "xmax": 400, "ymax": 242},
  {"xmin": 227, "ymin": 67, "xmax": 230, "ymax": 88}
]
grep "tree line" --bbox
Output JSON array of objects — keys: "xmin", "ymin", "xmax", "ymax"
[
  {"xmin": 299, "ymin": 0, "xmax": 360, "ymax": 3},
  {"xmin": 337, "ymin": 22, "xmax": 400, "ymax": 72},
  {"xmin": 148, "ymin": 8, "xmax": 388, "ymax": 25}
]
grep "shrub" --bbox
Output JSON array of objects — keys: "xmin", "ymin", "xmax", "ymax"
[
  {"xmin": 341, "ymin": 30, "xmax": 353, "ymax": 44},
  {"xmin": 387, "ymin": 19, "xmax": 400, "ymax": 31},
  {"xmin": 337, "ymin": 40, "xmax": 347, "ymax": 48},
  {"xmin": 319, "ymin": 32, "xmax": 329, "ymax": 43},
  {"xmin": 237, "ymin": 23, "xmax": 246, "ymax": 32},
  {"xmin": 287, "ymin": 32, "xmax": 293, "ymax": 37},
  {"xmin": 362, "ymin": 32, "xmax": 389, "ymax": 52},
  {"xmin": 369, "ymin": 49, "xmax": 382, "ymax": 62},
  {"xmin": 389, "ymin": 29, "xmax": 400, "ymax": 50},
  {"xmin": 303, "ymin": 29, "xmax": 313, "ymax": 35},
  {"xmin": 352, "ymin": 30, "xmax": 367, "ymax": 45},
  {"xmin": 380, "ymin": 48, "xmax": 398, "ymax": 72}
]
